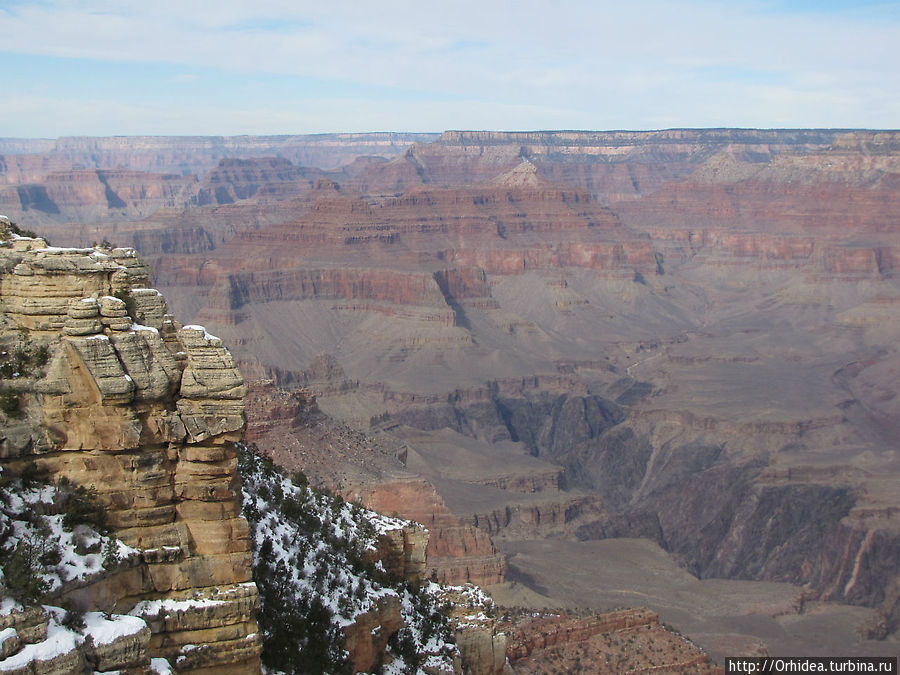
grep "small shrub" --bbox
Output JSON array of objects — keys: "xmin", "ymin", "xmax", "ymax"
[
  {"xmin": 0, "ymin": 388, "xmax": 20, "ymax": 417},
  {"xmin": 102, "ymin": 536, "xmax": 120, "ymax": 570},
  {"xmin": 32, "ymin": 345, "xmax": 50, "ymax": 367},
  {"xmin": 19, "ymin": 461, "xmax": 40, "ymax": 487},
  {"xmin": 61, "ymin": 484, "xmax": 108, "ymax": 533},
  {"xmin": 62, "ymin": 607, "xmax": 86, "ymax": 631},
  {"xmin": 3, "ymin": 539, "xmax": 52, "ymax": 601}
]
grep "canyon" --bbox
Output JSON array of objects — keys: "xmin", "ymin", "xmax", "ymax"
[
  {"xmin": 2, "ymin": 128, "xmax": 899, "ymax": 665},
  {"xmin": 0, "ymin": 228, "xmax": 716, "ymax": 673}
]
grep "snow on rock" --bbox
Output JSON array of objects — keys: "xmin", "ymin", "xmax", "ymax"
[
  {"xmin": 0, "ymin": 613, "xmax": 79, "ymax": 672},
  {"xmin": 0, "ymin": 477, "xmax": 133, "ymax": 595},
  {"xmin": 82, "ymin": 612, "xmax": 146, "ymax": 646},
  {"xmin": 183, "ymin": 325, "xmax": 220, "ymax": 342},
  {"xmin": 150, "ymin": 657, "xmax": 174, "ymax": 674},
  {"xmin": 238, "ymin": 443, "xmax": 459, "ymax": 674},
  {"xmin": 130, "ymin": 596, "xmax": 227, "ymax": 618}
]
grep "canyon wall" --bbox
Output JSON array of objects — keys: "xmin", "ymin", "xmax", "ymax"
[{"xmin": 0, "ymin": 133, "xmax": 437, "ymax": 176}]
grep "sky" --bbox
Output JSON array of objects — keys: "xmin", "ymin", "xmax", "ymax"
[{"xmin": 1, "ymin": 0, "xmax": 899, "ymax": 137}]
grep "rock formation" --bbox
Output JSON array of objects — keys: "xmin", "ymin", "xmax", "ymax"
[
  {"xmin": 0, "ymin": 133, "xmax": 437, "ymax": 180},
  {"xmin": 243, "ymin": 382, "xmax": 508, "ymax": 588},
  {"xmin": 500, "ymin": 608, "xmax": 720, "ymax": 673},
  {"xmin": 0, "ymin": 226, "xmax": 261, "ymax": 673}
]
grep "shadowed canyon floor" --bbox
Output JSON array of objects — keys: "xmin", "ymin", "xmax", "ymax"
[{"xmin": 3, "ymin": 129, "xmax": 900, "ymax": 665}]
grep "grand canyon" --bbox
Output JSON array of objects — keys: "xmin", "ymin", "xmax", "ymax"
[{"xmin": 1, "ymin": 128, "xmax": 899, "ymax": 670}]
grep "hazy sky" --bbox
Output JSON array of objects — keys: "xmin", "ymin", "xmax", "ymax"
[{"xmin": 1, "ymin": 0, "xmax": 899, "ymax": 137}]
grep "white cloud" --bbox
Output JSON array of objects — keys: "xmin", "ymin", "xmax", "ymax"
[
  {"xmin": 1, "ymin": 0, "xmax": 899, "ymax": 133},
  {"xmin": 0, "ymin": 91, "xmax": 579, "ymax": 136}
]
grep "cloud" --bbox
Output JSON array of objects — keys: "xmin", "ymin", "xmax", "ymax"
[{"xmin": 1, "ymin": 0, "xmax": 898, "ymax": 134}]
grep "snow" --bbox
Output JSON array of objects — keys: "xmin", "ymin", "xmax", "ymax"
[
  {"xmin": 131, "ymin": 288, "xmax": 163, "ymax": 296},
  {"xmin": 130, "ymin": 597, "xmax": 226, "ymax": 618},
  {"xmin": 81, "ymin": 298, "xmax": 98, "ymax": 304},
  {"xmin": 0, "ymin": 617, "xmax": 80, "ymax": 671},
  {"xmin": 149, "ymin": 658, "xmax": 173, "ymax": 675},
  {"xmin": 45, "ymin": 515, "xmax": 103, "ymax": 586},
  {"xmin": 183, "ymin": 325, "xmax": 220, "ymax": 341},
  {"xmin": 85, "ymin": 334, "xmax": 110, "ymax": 341},
  {"xmin": 132, "ymin": 323, "xmax": 159, "ymax": 334},
  {"xmin": 83, "ymin": 612, "xmax": 146, "ymax": 645},
  {"xmin": 239, "ymin": 444, "xmax": 459, "ymax": 672},
  {"xmin": 184, "ymin": 323, "xmax": 219, "ymax": 340},
  {"xmin": 0, "ymin": 476, "xmax": 136, "ymax": 593},
  {"xmin": 0, "ymin": 598, "xmax": 22, "ymax": 616}
]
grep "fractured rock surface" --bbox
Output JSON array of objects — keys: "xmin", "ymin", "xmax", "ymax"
[{"xmin": 0, "ymin": 235, "xmax": 261, "ymax": 673}]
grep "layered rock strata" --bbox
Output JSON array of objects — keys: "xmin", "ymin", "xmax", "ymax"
[
  {"xmin": 243, "ymin": 382, "xmax": 508, "ymax": 588},
  {"xmin": 0, "ymin": 233, "xmax": 261, "ymax": 673},
  {"xmin": 500, "ymin": 608, "xmax": 720, "ymax": 673}
]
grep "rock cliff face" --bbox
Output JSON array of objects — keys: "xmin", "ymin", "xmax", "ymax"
[
  {"xmin": 193, "ymin": 158, "xmax": 313, "ymax": 206},
  {"xmin": 0, "ymin": 228, "xmax": 261, "ymax": 673},
  {"xmin": 500, "ymin": 608, "xmax": 719, "ymax": 673},
  {"xmin": 0, "ymin": 134, "xmax": 435, "ymax": 227},
  {"xmin": 0, "ymin": 169, "xmax": 197, "ymax": 225},
  {"xmin": 0, "ymin": 133, "xmax": 437, "ymax": 178},
  {"xmin": 243, "ymin": 382, "xmax": 508, "ymax": 588}
]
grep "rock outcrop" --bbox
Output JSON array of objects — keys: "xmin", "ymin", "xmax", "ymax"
[
  {"xmin": 500, "ymin": 608, "xmax": 720, "ymax": 673},
  {"xmin": 0, "ymin": 230, "xmax": 261, "ymax": 673}
]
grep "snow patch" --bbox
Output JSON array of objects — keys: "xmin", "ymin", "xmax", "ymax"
[
  {"xmin": 82, "ymin": 612, "xmax": 146, "ymax": 645},
  {"xmin": 130, "ymin": 597, "xmax": 226, "ymax": 617},
  {"xmin": 183, "ymin": 325, "xmax": 220, "ymax": 341},
  {"xmin": 149, "ymin": 658, "xmax": 174, "ymax": 675},
  {"xmin": 0, "ymin": 598, "xmax": 22, "ymax": 617},
  {"xmin": 0, "ymin": 615, "xmax": 80, "ymax": 671}
]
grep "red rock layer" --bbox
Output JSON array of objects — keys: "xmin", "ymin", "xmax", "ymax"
[
  {"xmin": 0, "ymin": 154, "xmax": 78, "ymax": 184},
  {"xmin": 243, "ymin": 383, "xmax": 508, "ymax": 587},
  {"xmin": 501, "ymin": 609, "xmax": 721, "ymax": 674},
  {"xmin": 362, "ymin": 478, "xmax": 508, "ymax": 586},
  {"xmin": 194, "ymin": 157, "xmax": 312, "ymax": 205}
]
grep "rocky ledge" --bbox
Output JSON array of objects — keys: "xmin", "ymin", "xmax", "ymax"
[{"xmin": 0, "ymin": 224, "xmax": 261, "ymax": 673}]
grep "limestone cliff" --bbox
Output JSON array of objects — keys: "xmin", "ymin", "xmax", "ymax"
[{"xmin": 0, "ymin": 222, "xmax": 261, "ymax": 673}]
